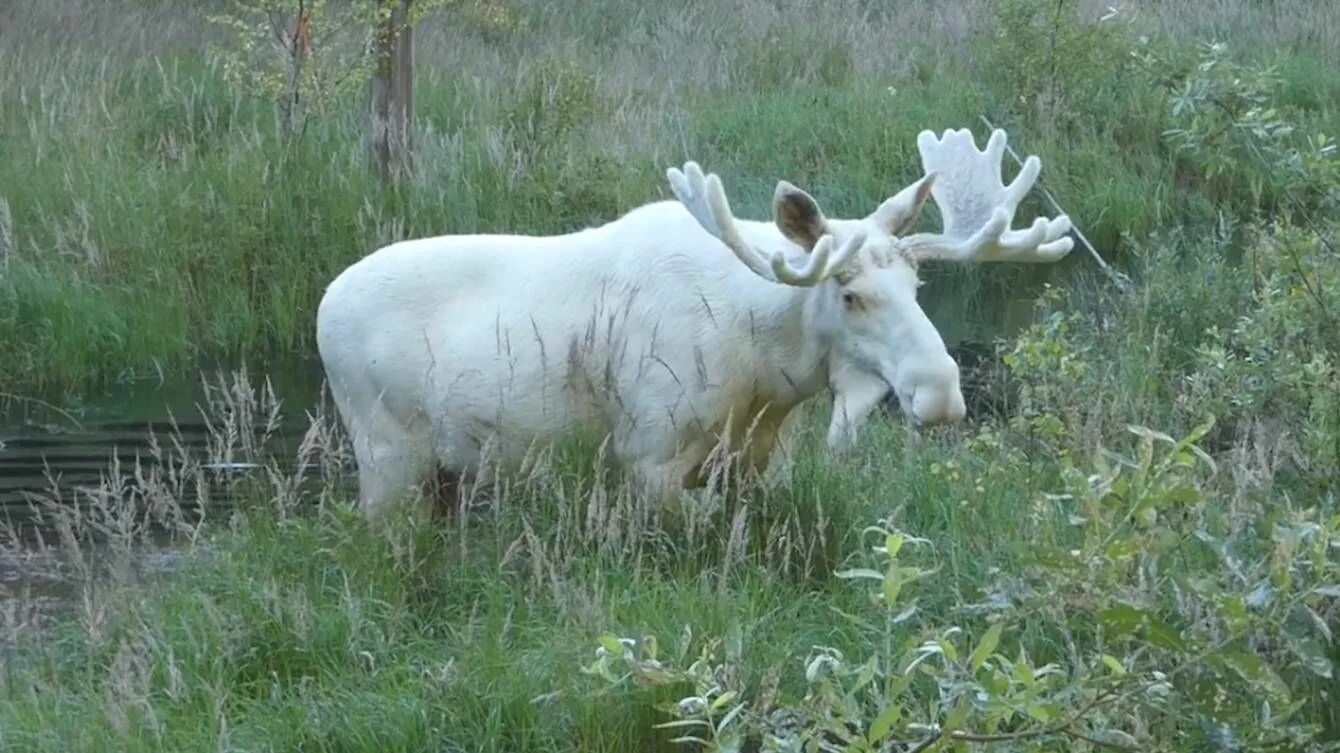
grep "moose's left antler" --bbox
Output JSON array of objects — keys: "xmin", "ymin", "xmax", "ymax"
[
  {"xmin": 667, "ymin": 161, "xmax": 865, "ymax": 287},
  {"xmin": 900, "ymin": 128, "xmax": 1073, "ymax": 263}
]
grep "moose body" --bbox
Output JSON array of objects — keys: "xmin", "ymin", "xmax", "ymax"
[
  {"xmin": 318, "ymin": 202, "xmax": 834, "ymax": 510},
  {"xmin": 317, "ymin": 128, "xmax": 1075, "ymax": 516}
]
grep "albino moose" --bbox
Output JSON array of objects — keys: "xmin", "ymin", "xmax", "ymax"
[{"xmin": 316, "ymin": 128, "xmax": 1074, "ymax": 516}]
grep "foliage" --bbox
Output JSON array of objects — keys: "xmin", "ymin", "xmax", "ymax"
[
  {"xmin": 586, "ymin": 422, "xmax": 1340, "ymax": 752},
  {"xmin": 1183, "ymin": 220, "xmax": 1340, "ymax": 475},
  {"xmin": 988, "ymin": 0, "xmax": 1139, "ymax": 127},
  {"xmin": 1, "ymin": 5, "xmax": 1340, "ymax": 749},
  {"xmin": 1134, "ymin": 39, "xmax": 1340, "ymax": 215},
  {"xmin": 1000, "ymin": 285, "xmax": 1091, "ymax": 452},
  {"xmin": 503, "ymin": 57, "xmax": 601, "ymax": 166},
  {"xmin": 3, "ymin": 1, "xmax": 1338, "ymax": 395},
  {"xmin": 207, "ymin": 0, "xmax": 460, "ymax": 137}
]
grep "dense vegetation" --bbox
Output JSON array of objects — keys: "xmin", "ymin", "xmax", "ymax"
[{"xmin": 1, "ymin": 1, "xmax": 1338, "ymax": 751}]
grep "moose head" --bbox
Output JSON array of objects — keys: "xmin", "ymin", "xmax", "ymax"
[{"xmin": 667, "ymin": 128, "xmax": 1074, "ymax": 449}]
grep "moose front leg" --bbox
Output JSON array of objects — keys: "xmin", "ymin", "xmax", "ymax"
[{"xmin": 630, "ymin": 454, "xmax": 703, "ymax": 520}]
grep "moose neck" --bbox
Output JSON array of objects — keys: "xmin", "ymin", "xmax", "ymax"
[{"xmin": 738, "ymin": 275, "xmax": 837, "ymax": 408}]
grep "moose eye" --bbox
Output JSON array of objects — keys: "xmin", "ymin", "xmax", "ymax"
[{"xmin": 841, "ymin": 291, "xmax": 861, "ymax": 310}]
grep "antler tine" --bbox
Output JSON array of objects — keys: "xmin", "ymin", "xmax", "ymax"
[
  {"xmin": 668, "ymin": 161, "xmax": 774, "ymax": 280},
  {"xmin": 665, "ymin": 162, "xmax": 719, "ymax": 235},
  {"xmin": 769, "ymin": 230, "xmax": 866, "ymax": 286},
  {"xmin": 901, "ymin": 128, "xmax": 1074, "ymax": 264},
  {"xmin": 667, "ymin": 161, "xmax": 859, "ymax": 286}
]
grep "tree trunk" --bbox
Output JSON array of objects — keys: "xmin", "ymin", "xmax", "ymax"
[{"xmin": 366, "ymin": 0, "xmax": 415, "ymax": 182}]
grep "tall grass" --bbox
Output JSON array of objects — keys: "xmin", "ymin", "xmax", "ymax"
[
  {"xmin": 0, "ymin": 370, "xmax": 1033, "ymax": 751},
  {"xmin": 2, "ymin": 256, "xmax": 1337, "ymax": 749},
  {"xmin": 3, "ymin": 0, "xmax": 1337, "ymax": 395},
  {"xmin": 1, "ymin": 2, "xmax": 1339, "ymax": 750}
]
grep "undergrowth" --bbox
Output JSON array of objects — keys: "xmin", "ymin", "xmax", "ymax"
[
  {"xmin": 1, "ymin": 1, "xmax": 1339, "ymax": 752},
  {"xmin": 2, "ymin": 0, "xmax": 1336, "ymax": 395}
]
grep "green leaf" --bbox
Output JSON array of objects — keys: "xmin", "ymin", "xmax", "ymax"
[
  {"xmin": 868, "ymin": 704, "xmax": 903, "ymax": 743},
  {"xmin": 1098, "ymin": 604, "xmax": 1145, "ymax": 636},
  {"xmin": 1189, "ymin": 445, "xmax": 1218, "ymax": 474},
  {"xmin": 715, "ymin": 702, "xmax": 747, "ymax": 734},
  {"xmin": 850, "ymin": 656, "xmax": 879, "ymax": 694},
  {"xmin": 940, "ymin": 638, "xmax": 959, "ymax": 663},
  {"xmin": 1145, "ymin": 619, "xmax": 1188, "ymax": 652},
  {"xmin": 598, "ymin": 635, "xmax": 626, "ymax": 657},
  {"xmin": 883, "ymin": 573, "xmax": 904, "ymax": 605},
  {"xmin": 892, "ymin": 604, "xmax": 919, "ymax": 624},
  {"xmin": 1101, "ymin": 654, "xmax": 1127, "ymax": 676},
  {"xmin": 1012, "ymin": 659, "xmax": 1035, "ymax": 689},
  {"xmin": 1127, "ymin": 424, "xmax": 1175, "ymax": 444},
  {"xmin": 1286, "ymin": 636, "xmax": 1334, "ymax": 679},
  {"xmin": 1222, "ymin": 651, "xmax": 1292, "ymax": 702},
  {"xmin": 655, "ymin": 719, "xmax": 712, "ymax": 730},
  {"xmin": 633, "ymin": 664, "xmax": 679, "ymax": 685},
  {"xmin": 1164, "ymin": 484, "xmax": 1203, "ymax": 505},
  {"xmin": 985, "ymin": 668, "xmax": 1010, "ymax": 696},
  {"xmin": 828, "ymin": 605, "xmax": 880, "ymax": 632},
  {"xmin": 1216, "ymin": 595, "xmax": 1248, "ymax": 628},
  {"xmin": 711, "ymin": 690, "xmax": 739, "ymax": 710},
  {"xmin": 1025, "ymin": 702, "xmax": 1059, "ymax": 723},
  {"xmin": 835, "ymin": 568, "xmax": 886, "ymax": 581},
  {"xmin": 970, "ymin": 623, "xmax": 1004, "ymax": 673},
  {"xmin": 1179, "ymin": 415, "xmax": 1216, "ymax": 447},
  {"xmin": 885, "ymin": 533, "xmax": 905, "ymax": 559},
  {"xmin": 943, "ymin": 697, "xmax": 972, "ymax": 733},
  {"xmin": 1298, "ymin": 604, "xmax": 1334, "ymax": 642},
  {"xmin": 1105, "ymin": 538, "xmax": 1143, "ymax": 560}
]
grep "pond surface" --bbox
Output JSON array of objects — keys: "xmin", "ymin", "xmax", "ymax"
[
  {"xmin": 1, "ymin": 358, "xmax": 327, "ymax": 517},
  {"xmin": 0, "ymin": 358, "xmax": 329, "ymax": 623}
]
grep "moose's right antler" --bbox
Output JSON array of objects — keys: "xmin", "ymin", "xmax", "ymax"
[
  {"xmin": 900, "ymin": 128, "xmax": 1074, "ymax": 264},
  {"xmin": 667, "ymin": 161, "xmax": 865, "ymax": 287}
]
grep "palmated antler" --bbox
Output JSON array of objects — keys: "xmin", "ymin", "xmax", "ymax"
[
  {"xmin": 900, "ymin": 129, "xmax": 1074, "ymax": 263},
  {"xmin": 667, "ymin": 161, "xmax": 866, "ymax": 286}
]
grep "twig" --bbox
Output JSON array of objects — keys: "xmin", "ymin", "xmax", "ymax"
[
  {"xmin": 1066, "ymin": 725, "xmax": 1137, "ymax": 751},
  {"xmin": 979, "ymin": 114, "xmax": 1132, "ymax": 292}
]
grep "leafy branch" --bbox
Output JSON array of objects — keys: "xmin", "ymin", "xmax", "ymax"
[{"xmin": 582, "ymin": 420, "xmax": 1340, "ymax": 751}]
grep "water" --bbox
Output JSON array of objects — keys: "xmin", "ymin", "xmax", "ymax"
[
  {"xmin": 1, "ymin": 359, "xmax": 326, "ymax": 513},
  {"xmin": 0, "ymin": 359, "xmax": 329, "ymax": 624}
]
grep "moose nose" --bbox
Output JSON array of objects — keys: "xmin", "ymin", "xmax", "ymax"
[{"xmin": 910, "ymin": 386, "xmax": 966, "ymax": 427}]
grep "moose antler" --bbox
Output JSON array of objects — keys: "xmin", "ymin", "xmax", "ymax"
[
  {"xmin": 900, "ymin": 128, "xmax": 1074, "ymax": 263},
  {"xmin": 667, "ymin": 161, "xmax": 865, "ymax": 287}
]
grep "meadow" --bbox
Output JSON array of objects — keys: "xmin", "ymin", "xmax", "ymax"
[{"xmin": 1, "ymin": 1, "xmax": 1339, "ymax": 751}]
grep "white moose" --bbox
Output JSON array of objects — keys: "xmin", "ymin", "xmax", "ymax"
[{"xmin": 316, "ymin": 128, "xmax": 1074, "ymax": 516}]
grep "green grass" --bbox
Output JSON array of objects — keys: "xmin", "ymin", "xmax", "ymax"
[
  {"xmin": 2, "ymin": 1, "xmax": 1339, "ymax": 751},
  {"xmin": 3, "ymin": 357, "xmax": 1334, "ymax": 750},
  {"xmin": 3, "ymin": 0, "xmax": 1335, "ymax": 396},
  {"xmin": 0, "ymin": 403, "xmax": 1068, "ymax": 752}
]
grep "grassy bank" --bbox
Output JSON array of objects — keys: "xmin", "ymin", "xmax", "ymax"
[
  {"xmin": 2, "ymin": 0, "xmax": 1337, "ymax": 395},
  {"xmin": 2, "ymin": 1, "xmax": 1340, "ymax": 751},
  {"xmin": 3, "ymin": 270, "xmax": 1339, "ymax": 751}
]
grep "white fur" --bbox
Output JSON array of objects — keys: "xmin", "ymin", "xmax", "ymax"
[{"xmin": 316, "ymin": 127, "xmax": 1071, "ymax": 516}]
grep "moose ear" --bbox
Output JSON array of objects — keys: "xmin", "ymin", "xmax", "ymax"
[
  {"xmin": 872, "ymin": 173, "xmax": 936, "ymax": 236},
  {"xmin": 773, "ymin": 180, "xmax": 828, "ymax": 251}
]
